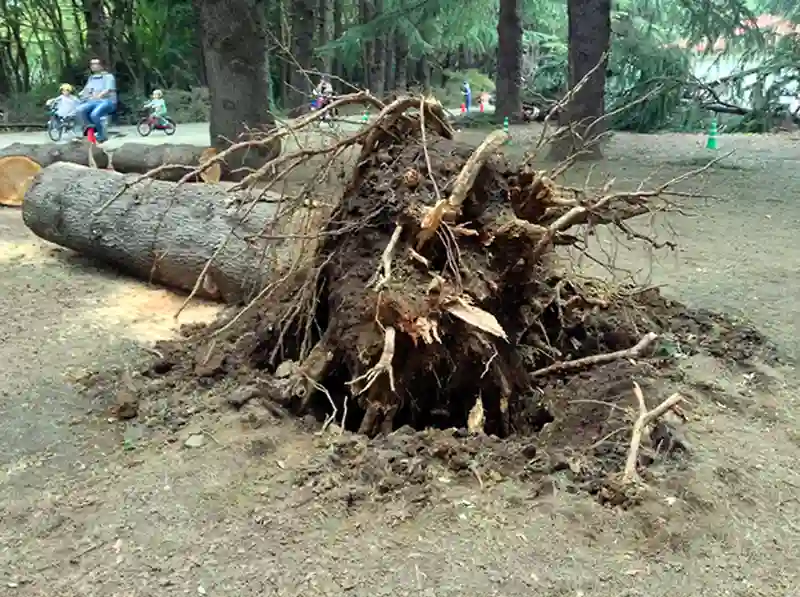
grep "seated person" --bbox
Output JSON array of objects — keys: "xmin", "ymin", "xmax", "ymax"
[
  {"xmin": 76, "ymin": 57, "xmax": 117, "ymax": 143},
  {"xmin": 143, "ymin": 89, "xmax": 168, "ymax": 125}
]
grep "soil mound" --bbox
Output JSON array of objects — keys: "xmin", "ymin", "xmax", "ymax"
[{"xmin": 83, "ymin": 96, "xmax": 780, "ymax": 504}]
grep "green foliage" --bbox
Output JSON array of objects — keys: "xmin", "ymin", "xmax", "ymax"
[
  {"xmin": 436, "ymin": 68, "xmax": 494, "ymax": 104},
  {"xmin": 2, "ymin": 0, "xmax": 798, "ymax": 134}
]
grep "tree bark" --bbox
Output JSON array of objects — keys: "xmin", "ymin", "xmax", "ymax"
[
  {"xmin": 289, "ymin": 0, "xmax": 316, "ymax": 107},
  {"xmin": 368, "ymin": 0, "xmax": 386, "ymax": 96},
  {"xmin": 394, "ymin": 34, "xmax": 408, "ymax": 92},
  {"xmin": 82, "ymin": 0, "xmax": 109, "ymax": 65},
  {"xmin": 22, "ymin": 163, "xmax": 285, "ymax": 303},
  {"xmin": 384, "ymin": 31, "xmax": 395, "ymax": 93},
  {"xmin": 495, "ymin": 0, "xmax": 523, "ymax": 122},
  {"xmin": 0, "ymin": 142, "xmax": 221, "ymax": 182},
  {"xmin": 548, "ymin": 0, "xmax": 611, "ymax": 161},
  {"xmin": 193, "ymin": 0, "xmax": 279, "ymax": 173},
  {"xmin": 331, "ymin": 0, "xmax": 344, "ymax": 87},
  {"xmin": 316, "ymin": 0, "xmax": 331, "ymax": 74}
]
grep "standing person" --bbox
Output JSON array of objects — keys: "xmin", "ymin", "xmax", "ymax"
[
  {"xmin": 479, "ymin": 89, "xmax": 491, "ymax": 111},
  {"xmin": 77, "ymin": 57, "xmax": 117, "ymax": 143},
  {"xmin": 461, "ymin": 80, "xmax": 472, "ymax": 113}
]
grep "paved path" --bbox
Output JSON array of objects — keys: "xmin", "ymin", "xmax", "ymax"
[
  {"xmin": 0, "ymin": 105, "xmax": 494, "ymax": 150},
  {"xmin": 0, "ymin": 122, "xmax": 213, "ymax": 149}
]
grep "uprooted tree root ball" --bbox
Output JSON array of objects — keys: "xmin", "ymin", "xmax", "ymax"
[
  {"xmin": 209, "ymin": 97, "xmax": 703, "ymax": 438},
  {"xmin": 90, "ymin": 95, "xmax": 779, "ymax": 503}
]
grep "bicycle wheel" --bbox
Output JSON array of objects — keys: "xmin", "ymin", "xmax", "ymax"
[
  {"xmin": 163, "ymin": 118, "xmax": 177, "ymax": 136},
  {"xmin": 136, "ymin": 118, "xmax": 153, "ymax": 137},
  {"xmin": 47, "ymin": 117, "xmax": 62, "ymax": 142}
]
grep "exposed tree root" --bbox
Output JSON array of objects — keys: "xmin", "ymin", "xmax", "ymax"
[{"xmin": 145, "ymin": 93, "xmax": 709, "ymax": 450}]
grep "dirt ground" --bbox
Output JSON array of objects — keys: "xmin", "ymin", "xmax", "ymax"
[{"xmin": 2, "ymin": 127, "xmax": 800, "ymax": 596}]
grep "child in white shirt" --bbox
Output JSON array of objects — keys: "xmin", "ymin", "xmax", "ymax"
[
  {"xmin": 46, "ymin": 83, "xmax": 80, "ymax": 119},
  {"xmin": 143, "ymin": 89, "xmax": 168, "ymax": 125}
]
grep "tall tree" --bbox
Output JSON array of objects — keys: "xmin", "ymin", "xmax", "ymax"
[
  {"xmin": 495, "ymin": 0, "xmax": 523, "ymax": 121},
  {"xmin": 193, "ymin": 0, "xmax": 277, "ymax": 164},
  {"xmin": 290, "ymin": 0, "xmax": 316, "ymax": 106},
  {"xmin": 549, "ymin": 0, "xmax": 611, "ymax": 160},
  {"xmin": 82, "ymin": 0, "xmax": 108, "ymax": 64}
]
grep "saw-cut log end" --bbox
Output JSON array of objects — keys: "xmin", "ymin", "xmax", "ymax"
[{"xmin": 0, "ymin": 155, "xmax": 42, "ymax": 207}]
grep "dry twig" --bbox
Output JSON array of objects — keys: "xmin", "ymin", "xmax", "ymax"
[
  {"xmin": 622, "ymin": 382, "xmax": 684, "ymax": 484},
  {"xmin": 531, "ymin": 332, "xmax": 658, "ymax": 378}
]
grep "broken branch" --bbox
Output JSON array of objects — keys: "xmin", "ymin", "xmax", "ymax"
[
  {"xmin": 531, "ymin": 332, "xmax": 658, "ymax": 378},
  {"xmin": 622, "ymin": 382, "xmax": 684, "ymax": 484}
]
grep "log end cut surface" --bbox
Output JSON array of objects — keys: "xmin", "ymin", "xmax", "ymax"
[{"xmin": 0, "ymin": 156, "xmax": 42, "ymax": 207}]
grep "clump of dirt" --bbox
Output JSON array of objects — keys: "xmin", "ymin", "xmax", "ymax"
[{"xmin": 82, "ymin": 96, "xmax": 781, "ymax": 506}]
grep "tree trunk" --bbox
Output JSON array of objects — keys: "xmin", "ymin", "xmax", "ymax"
[
  {"xmin": 331, "ymin": 0, "xmax": 344, "ymax": 87},
  {"xmin": 548, "ymin": 0, "xmax": 611, "ymax": 161},
  {"xmin": 367, "ymin": 0, "xmax": 386, "ymax": 96},
  {"xmin": 193, "ymin": 0, "xmax": 279, "ymax": 172},
  {"xmin": 289, "ymin": 0, "xmax": 316, "ymax": 107},
  {"xmin": 394, "ymin": 34, "xmax": 408, "ymax": 92},
  {"xmin": 0, "ymin": 142, "xmax": 111, "ymax": 169},
  {"xmin": 316, "ymin": 0, "xmax": 330, "ymax": 73},
  {"xmin": 495, "ymin": 0, "xmax": 522, "ymax": 122},
  {"xmin": 22, "ymin": 163, "xmax": 284, "ymax": 303},
  {"xmin": 384, "ymin": 31, "xmax": 395, "ymax": 93},
  {"xmin": 0, "ymin": 142, "xmax": 222, "ymax": 182},
  {"xmin": 82, "ymin": 0, "xmax": 109, "ymax": 64}
]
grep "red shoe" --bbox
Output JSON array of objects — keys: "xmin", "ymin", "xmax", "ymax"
[{"xmin": 86, "ymin": 128, "xmax": 97, "ymax": 144}]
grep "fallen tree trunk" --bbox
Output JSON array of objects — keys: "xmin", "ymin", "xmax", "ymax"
[
  {"xmin": 0, "ymin": 142, "xmax": 220, "ymax": 182},
  {"xmin": 110, "ymin": 143, "xmax": 221, "ymax": 181},
  {"xmin": 22, "ymin": 162, "xmax": 293, "ymax": 303},
  {"xmin": 0, "ymin": 141, "xmax": 110, "ymax": 168}
]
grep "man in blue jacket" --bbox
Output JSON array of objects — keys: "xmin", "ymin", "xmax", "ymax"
[{"xmin": 77, "ymin": 58, "xmax": 117, "ymax": 143}]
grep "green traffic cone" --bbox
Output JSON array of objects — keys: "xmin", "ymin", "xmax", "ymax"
[{"xmin": 706, "ymin": 119, "xmax": 718, "ymax": 150}]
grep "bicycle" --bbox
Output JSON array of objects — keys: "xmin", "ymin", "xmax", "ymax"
[
  {"xmin": 311, "ymin": 96, "xmax": 338, "ymax": 129},
  {"xmin": 136, "ymin": 110, "xmax": 177, "ymax": 137},
  {"xmin": 46, "ymin": 108, "xmax": 77, "ymax": 142}
]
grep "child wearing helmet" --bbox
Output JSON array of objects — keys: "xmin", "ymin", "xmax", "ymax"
[
  {"xmin": 45, "ymin": 83, "xmax": 80, "ymax": 119},
  {"xmin": 143, "ymin": 89, "xmax": 168, "ymax": 126}
]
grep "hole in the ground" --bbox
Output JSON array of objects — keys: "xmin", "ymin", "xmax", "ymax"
[{"xmin": 302, "ymin": 352, "xmax": 555, "ymax": 438}]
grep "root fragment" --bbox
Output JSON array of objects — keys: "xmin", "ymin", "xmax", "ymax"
[
  {"xmin": 371, "ymin": 225, "xmax": 403, "ymax": 291},
  {"xmin": 622, "ymin": 382, "xmax": 684, "ymax": 485},
  {"xmin": 447, "ymin": 129, "xmax": 509, "ymax": 213},
  {"xmin": 347, "ymin": 326, "xmax": 397, "ymax": 396},
  {"xmin": 531, "ymin": 332, "xmax": 658, "ymax": 378}
]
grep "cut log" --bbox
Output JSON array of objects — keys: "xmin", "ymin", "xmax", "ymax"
[
  {"xmin": 22, "ymin": 162, "xmax": 292, "ymax": 303},
  {"xmin": 109, "ymin": 143, "xmax": 222, "ymax": 181},
  {"xmin": 0, "ymin": 141, "xmax": 277, "ymax": 182},
  {"xmin": 0, "ymin": 156, "xmax": 42, "ymax": 207},
  {"xmin": 0, "ymin": 141, "xmax": 110, "ymax": 169}
]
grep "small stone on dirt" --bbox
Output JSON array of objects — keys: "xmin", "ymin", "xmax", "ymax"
[
  {"xmin": 226, "ymin": 385, "xmax": 261, "ymax": 408},
  {"xmin": 274, "ymin": 360, "xmax": 296, "ymax": 378},
  {"xmin": 184, "ymin": 434, "xmax": 206, "ymax": 448},
  {"xmin": 239, "ymin": 402, "xmax": 275, "ymax": 429},
  {"xmin": 114, "ymin": 388, "xmax": 139, "ymax": 420},
  {"xmin": 248, "ymin": 437, "xmax": 276, "ymax": 457},
  {"xmin": 194, "ymin": 348, "xmax": 225, "ymax": 377}
]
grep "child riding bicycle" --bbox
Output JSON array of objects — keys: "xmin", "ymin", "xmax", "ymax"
[
  {"xmin": 45, "ymin": 84, "xmax": 80, "ymax": 121},
  {"xmin": 143, "ymin": 89, "xmax": 169, "ymax": 126}
]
